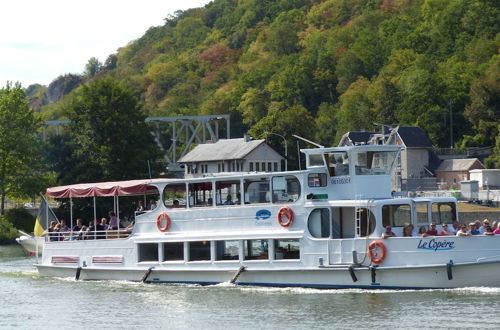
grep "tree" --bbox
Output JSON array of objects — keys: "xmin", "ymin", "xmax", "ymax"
[
  {"xmin": 0, "ymin": 83, "xmax": 43, "ymax": 214},
  {"xmin": 61, "ymin": 78, "xmax": 161, "ymax": 183},
  {"xmin": 84, "ymin": 57, "xmax": 103, "ymax": 78}
]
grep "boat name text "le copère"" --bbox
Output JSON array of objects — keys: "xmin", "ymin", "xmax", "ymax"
[{"xmin": 417, "ymin": 239, "xmax": 455, "ymax": 251}]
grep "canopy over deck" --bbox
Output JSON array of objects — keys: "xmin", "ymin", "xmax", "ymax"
[{"xmin": 46, "ymin": 179, "xmax": 167, "ymax": 198}]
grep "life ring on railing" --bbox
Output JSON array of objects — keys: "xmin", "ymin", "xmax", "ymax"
[
  {"xmin": 277, "ymin": 207, "xmax": 294, "ymax": 227},
  {"xmin": 368, "ymin": 241, "xmax": 387, "ymax": 264},
  {"xmin": 156, "ymin": 213, "xmax": 171, "ymax": 232}
]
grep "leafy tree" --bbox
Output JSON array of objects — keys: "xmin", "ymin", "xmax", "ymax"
[
  {"xmin": 0, "ymin": 83, "xmax": 44, "ymax": 214},
  {"xmin": 84, "ymin": 57, "xmax": 103, "ymax": 78},
  {"xmin": 61, "ymin": 78, "xmax": 162, "ymax": 183},
  {"xmin": 0, "ymin": 215, "xmax": 17, "ymax": 243}
]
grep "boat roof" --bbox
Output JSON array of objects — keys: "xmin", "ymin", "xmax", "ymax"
[{"xmin": 46, "ymin": 178, "xmax": 167, "ymax": 198}]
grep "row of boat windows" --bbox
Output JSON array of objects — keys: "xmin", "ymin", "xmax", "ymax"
[
  {"xmin": 162, "ymin": 175, "xmax": 301, "ymax": 208},
  {"xmin": 307, "ymin": 202, "xmax": 456, "ymax": 238},
  {"xmin": 137, "ymin": 239, "xmax": 300, "ymax": 263}
]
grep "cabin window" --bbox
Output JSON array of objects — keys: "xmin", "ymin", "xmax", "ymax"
[
  {"xmin": 189, "ymin": 241, "xmax": 211, "ymax": 261},
  {"xmin": 138, "ymin": 243, "xmax": 158, "ymax": 262},
  {"xmin": 274, "ymin": 239, "xmax": 300, "ymax": 260},
  {"xmin": 355, "ymin": 151, "xmax": 397, "ymax": 175},
  {"xmin": 163, "ymin": 242, "xmax": 184, "ymax": 261},
  {"xmin": 244, "ymin": 240, "xmax": 268, "ymax": 260},
  {"xmin": 188, "ymin": 182, "xmax": 213, "ymax": 207},
  {"xmin": 432, "ymin": 202, "xmax": 456, "ymax": 224},
  {"xmin": 244, "ymin": 178, "xmax": 270, "ymax": 204},
  {"xmin": 215, "ymin": 180, "xmax": 241, "ymax": 206},
  {"xmin": 215, "ymin": 241, "xmax": 239, "ymax": 261},
  {"xmin": 324, "ymin": 152, "xmax": 349, "ymax": 176},
  {"xmin": 382, "ymin": 204, "xmax": 411, "ymax": 227},
  {"xmin": 308, "ymin": 208, "xmax": 330, "ymax": 238},
  {"xmin": 308, "ymin": 154, "xmax": 324, "ymax": 167},
  {"xmin": 163, "ymin": 183, "xmax": 187, "ymax": 208},
  {"xmin": 272, "ymin": 175, "xmax": 300, "ymax": 203},
  {"xmin": 308, "ymin": 173, "xmax": 327, "ymax": 187},
  {"xmin": 416, "ymin": 202, "xmax": 429, "ymax": 224}
]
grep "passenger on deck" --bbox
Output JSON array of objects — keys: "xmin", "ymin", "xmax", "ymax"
[
  {"xmin": 136, "ymin": 201, "xmax": 145, "ymax": 213},
  {"xmin": 149, "ymin": 199, "xmax": 157, "ymax": 210},
  {"xmin": 224, "ymin": 195, "xmax": 234, "ymax": 205},
  {"xmin": 101, "ymin": 218, "xmax": 109, "ymax": 230},
  {"xmin": 402, "ymin": 224, "xmax": 414, "ymax": 237},
  {"xmin": 59, "ymin": 220, "xmax": 70, "ymax": 240},
  {"xmin": 479, "ymin": 219, "xmax": 490, "ymax": 234},
  {"xmin": 235, "ymin": 193, "xmax": 241, "ymax": 204},
  {"xmin": 469, "ymin": 223, "xmax": 481, "ymax": 235},
  {"xmin": 456, "ymin": 225, "xmax": 471, "ymax": 236},
  {"xmin": 484, "ymin": 226, "xmax": 495, "ymax": 236},
  {"xmin": 424, "ymin": 223, "xmax": 438, "ymax": 236},
  {"xmin": 418, "ymin": 226, "xmax": 427, "ymax": 236},
  {"xmin": 335, "ymin": 157, "xmax": 349, "ymax": 176},
  {"xmin": 493, "ymin": 223, "xmax": 500, "ymax": 235},
  {"xmin": 381, "ymin": 225, "xmax": 396, "ymax": 239},
  {"xmin": 108, "ymin": 212, "xmax": 119, "ymax": 230},
  {"xmin": 439, "ymin": 224, "xmax": 454, "ymax": 236},
  {"xmin": 46, "ymin": 221, "xmax": 57, "ymax": 241},
  {"xmin": 449, "ymin": 220, "xmax": 460, "ymax": 234}
]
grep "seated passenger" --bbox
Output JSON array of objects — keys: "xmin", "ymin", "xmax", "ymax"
[
  {"xmin": 469, "ymin": 223, "xmax": 481, "ymax": 235},
  {"xmin": 493, "ymin": 223, "xmax": 500, "ymax": 235},
  {"xmin": 381, "ymin": 225, "xmax": 396, "ymax": 239},
  {"xmin": 456, "ymin": 225, "xmax": 471, "ymax": 236},
  {"xmin": 335, "ymin": 157, "xmax": 349, "ymax": 176},
  {"xmin": 223, "ymin": 195, "xmax": 234, "ymax": 205},
  {"xmin": 484, "ymin": 225, "xmax": 495, "ymax": 236},
  {"xmin": 439, "ymin": 224, "xmax": 454, "ymax": 236},
  {"xmin": 402, "ymin": 224, "xmax": 414, "ymax": 237},
  {"xmin": 149, "ymin": 199, "xmax": 157, "ymax": 210},
  {"xmin": 418, "ymin": 226, "xmax": 427, "ymax": 236},
  {"xmin": 424, "ymin": 223, "xmax": 438, "ymax": 237},
  {"xmin": 235, "ymin": 193, "xmax": 241, "ymax": 205},
  {"xmin": 108, "ymin": 211, "xmax": 119, "ymax": 230},
  {"xmin": 479, "ymin": 219, "xmax": 490, "ymax": 234}
]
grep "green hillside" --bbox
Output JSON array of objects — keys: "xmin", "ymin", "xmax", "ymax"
[{"xmin": 37, "ymin": 0, "xmax": 500, "ymax": 166}]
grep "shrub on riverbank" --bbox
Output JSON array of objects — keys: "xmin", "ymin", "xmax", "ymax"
[
  {"xmin": 0, "ymin": 216, "xmax": 18, "ymax": 244},
  {"xmin": 4, "ymin": 208, "xmax": 35, "ymax": 233}
]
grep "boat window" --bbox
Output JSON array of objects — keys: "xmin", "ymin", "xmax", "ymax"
[
  {"xmin": 358, "ymin": 208, "xmax": 376, "ymax": 237},
  {"xmin": 215, "ymin": 180, "xmax": 241, "ymax": 206},
  {"xmin": 308, "ymin": 173, "xmax": 327, "ymax": 187},
  {"xmin": 215, "ymin": 240, "xmax": 239, "ymax": 261},
  {"xmin": 244, "ymin": 239, "xmax": 268, "ymax": 260},
  {"xmin": 163, "ymin": 184, "xmax": 187, "ymax": 208},
  {"xmin": 188, "ymin": 241, "xmax": 211, "ymax": 261},
  {"xmin": 162, "ymin": 242, "xmax": 184, "ymax": 261},
  {"xmin": 274, "ymin": 239, "xmax": 300, "ymax": 260},
  {"xmin": 324, "ymin": 152, "xmax": 349, "ymax": 176},
  {"xmin": 138, "ymin": 243, "xmax": 158, "ymax": 262},
  {"xmin": 244, "ymin": 178, "xmax": 270, "ymax": 204},
  {"xmin": 308, "ymin": 154, "xmax": 324, "ymax": 167},
  {"xmin": 355, "ymin": 151, "xmax": 397, "ymax": 175},
  {"xmin": 416, "ymin": 202, "xmax": 429, "ymax": 224},
  {"xmin": 188, "ymin": 182, "xmax": 213, "ymax": 207},
  {"xmin": 382, "ymin": 204, "xmax": 411, "ymax": 227},
  {"xmin": 432, "ymin": 202, "xmax": 456, "ymax": 224},
  {"xmin": 308, "ymin": 208, "xmax": 330, "ymax": 238},
  {"xmin": 272, "ymin": 175, "xmax": 300, "ymax": 203}
]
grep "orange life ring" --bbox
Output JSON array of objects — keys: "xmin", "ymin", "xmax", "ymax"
[
  {"xmin": 277, "ymin": 207, "xmax": 294, "ymax": 227},
  {"xmin": 156, "ymin": 213, "xmax": 171, "ymax": 232},
  {"xmin": 368, "ymin": 241, "xmax": 387, "ymax": 264}
]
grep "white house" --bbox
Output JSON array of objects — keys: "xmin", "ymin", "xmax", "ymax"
[{"xmin": 178, "ymin": 135, "xmax": 285, "ymax": 178}]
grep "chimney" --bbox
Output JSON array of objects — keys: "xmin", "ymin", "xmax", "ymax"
[{"xmin": 243, "ymin": 134, "xmax": 252, "ymax": 142}]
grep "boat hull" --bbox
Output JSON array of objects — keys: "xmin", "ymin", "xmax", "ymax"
[
  {"xmin": 35, "ymin": 261, "xmax": 500, "ymax": 289},
  {"xmin": 16, "ymin": 235, "xmax": 44, "ymax": 255}
]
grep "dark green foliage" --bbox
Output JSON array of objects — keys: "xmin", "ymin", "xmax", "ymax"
[
  {"xmin": 0, "ymin": 215, "xmax": 17, "ymax": 244},
  {"xmin": 5, "ymin": 208, "xmax": 35, "ymax": 233}
]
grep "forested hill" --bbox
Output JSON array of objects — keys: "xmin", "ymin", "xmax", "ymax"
[{"xmin": 38, "ymin": 0, "xmax": 500, "ymax": 165}]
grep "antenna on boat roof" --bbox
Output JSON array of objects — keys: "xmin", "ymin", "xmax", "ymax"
[{"xmin": 292, "ymin": 134, "xmax": 324, "ymax": 148}]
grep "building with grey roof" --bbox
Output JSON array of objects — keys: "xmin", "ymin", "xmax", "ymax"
[
  {"xmin": 178, "ymin": 135, "xmax": 285, "ymax": 177},
  {"xmin": 435, "ymin": 158, "xmax": 485, "ymax": 189}
]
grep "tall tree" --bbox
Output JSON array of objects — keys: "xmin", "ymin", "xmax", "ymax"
[
  {"xmin": 61, "ymin": 78, "xmax": 161, "ymax": 183},
  {"xmin": 0, "ymin": 83, "xmax": 43, "ymax": 214}
]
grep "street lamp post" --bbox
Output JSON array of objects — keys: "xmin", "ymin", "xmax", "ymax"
[{"xmin": 265, "ymin": 131, "xmax": 287, "ymax": 171}]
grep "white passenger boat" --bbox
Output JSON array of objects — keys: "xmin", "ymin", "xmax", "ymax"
[
  {"xmin": 36, "ymin": 145, "xmax": 500, "ymax": 289},
  {"xmin": 16, "ymin": 231, "xmax": 44, "ymax": 255}
]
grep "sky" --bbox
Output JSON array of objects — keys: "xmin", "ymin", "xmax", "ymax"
[{"xmin": 0, "ymin": 0, "xmax": 210, "ymax": 88}]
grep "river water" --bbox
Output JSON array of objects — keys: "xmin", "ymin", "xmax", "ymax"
[{"xmin": 1, "ymin": 245, "xmax": 500, "ymax": 329}]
